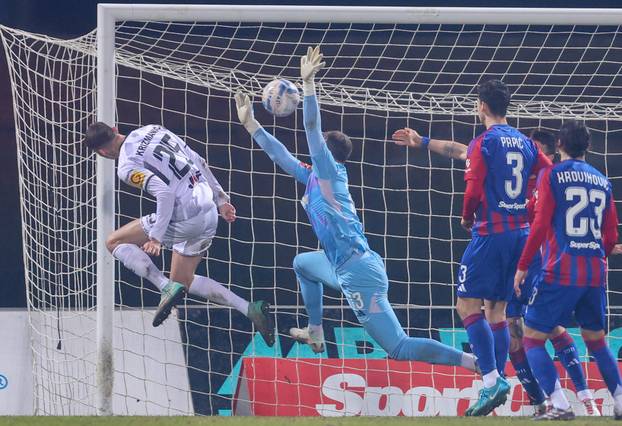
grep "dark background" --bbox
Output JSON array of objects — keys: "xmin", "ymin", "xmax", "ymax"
[{"xmin": 1, "ymin": 0, "xmax": 622, "ymax": 309}]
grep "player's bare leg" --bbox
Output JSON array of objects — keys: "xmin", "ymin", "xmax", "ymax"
[
  {"xmin": 171, "ymin": 252, "xmax": 275, "ymax": 345},
  {"xmin": 107, "ymin": 219, "xmax": 169, "ymax": 290},
  {"xmin": 151, "ymin": 251, "xmax": 201, "ymax": 327},
  {"xmin": 507, "ymin": 316, "xmax": 549, "ymax": 416}
]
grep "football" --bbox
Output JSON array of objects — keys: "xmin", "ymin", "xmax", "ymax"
[{"xmin": 261, "ymin": 78, "xmax": 300, "ymax": 117}]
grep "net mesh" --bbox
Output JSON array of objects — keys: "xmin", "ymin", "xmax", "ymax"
[{"xmin": 2, "ymin": 17, "xmax": 622, "ymax": 415}]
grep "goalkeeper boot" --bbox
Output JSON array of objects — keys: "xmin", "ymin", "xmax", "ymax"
[
  {"xmin": 153, "ymin": 281, "xmax": 186, "ymax": 327},
  {"xmin": 289, "ymin": 325, "xmax": 325, "ymax": 353},
  {"xmin": 247, "ymin": 300, "xmax": 275, "ymax": 347},
  {"xmin": 465, "ymin": 376, "xmax": 510, "ymax": 416}
]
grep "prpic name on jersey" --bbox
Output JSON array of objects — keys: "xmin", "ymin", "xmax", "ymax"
[
  {"xmin": 136, "ymin": 126, "xmax": 160, "ymax": 157},
  {"xmin": 499, "ymin": 136, "xmax": 524, "ymax": 149},
  {"xmin": 556, "ymin": 170, "xmax": 609, "ymax": 189}
]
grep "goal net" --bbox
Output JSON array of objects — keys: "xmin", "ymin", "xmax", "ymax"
[{"xmin": 2, "ymin": 6, "xmax": 622, "ymax": 416}]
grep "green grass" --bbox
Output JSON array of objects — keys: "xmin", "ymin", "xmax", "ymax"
[{"xmin": 0, "ymin": 417, "xmax": 619, "ymax": 426}]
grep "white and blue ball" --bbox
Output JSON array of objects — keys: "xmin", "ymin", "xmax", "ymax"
[{"xmin": 261, "ymin": 79, "xmax": 300, "ymax": 117}]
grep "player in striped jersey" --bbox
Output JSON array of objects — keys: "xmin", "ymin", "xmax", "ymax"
[
  {"xmin": 393, "ymin": 127, "xmax": 599, "ymax": 415},
  {"xmin": 393, "ymin": 79, "xmax": 552, "ymax": 416},
  {"xmin": 515, "ymin": 120, "xmax": 622, "ymax": 420},
  {"xmin": 82, "ymin": 123, "xmax": 275, "ymax": 345}
]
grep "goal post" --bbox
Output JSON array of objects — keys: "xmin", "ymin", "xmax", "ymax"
[{"xmin": 2, "ymin": 3, "xmax": 622, "ymax": 416}]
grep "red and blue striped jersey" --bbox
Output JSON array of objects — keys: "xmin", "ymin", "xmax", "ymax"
[
  {"xmin": 518, "ymin": 160, "xmax": 619, "ymax": 287},
  {"xmin": 463, "ymin": 124, "xmax": 551, "ymax": 236}
]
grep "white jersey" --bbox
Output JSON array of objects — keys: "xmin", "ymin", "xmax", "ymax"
[{"xmin": 118, "ymin": 125, "xmax": 228, "ymax": 242}]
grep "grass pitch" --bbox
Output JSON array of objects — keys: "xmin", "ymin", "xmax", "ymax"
[{"xmin": 0, "ymin": 417, "xmax": 619, "ymax": 426}]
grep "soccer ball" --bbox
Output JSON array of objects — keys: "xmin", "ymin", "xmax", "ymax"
[{"xmin": 261, "ymin": 79, "xmax": 300, "ymax": 117}]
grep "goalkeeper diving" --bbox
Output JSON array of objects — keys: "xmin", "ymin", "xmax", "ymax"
[
  {"xmin": 82, "ymin": 122, "xmax": 275, "ymax": 346},
  {"xmin": 234, "ymin": 46, "xmax": 477, "ymax": 370}
]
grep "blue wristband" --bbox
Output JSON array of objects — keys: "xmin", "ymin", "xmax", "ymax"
[{"xmin": 422, "ymin": 136, "xmax": 431, "ymax": 148}]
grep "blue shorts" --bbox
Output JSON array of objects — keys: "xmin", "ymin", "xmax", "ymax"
[
  {"xmin": 525, "ymin": 283, "xmax": 606, "ymax": 334},
  {"xmin": 506, "ymin": 251, "xmax": 542, "ymax": 318},
  {"xmin": 457, "ymin": 228, "xmax": 528, "ymax": 302}
]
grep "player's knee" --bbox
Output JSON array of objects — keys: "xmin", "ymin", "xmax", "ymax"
[
  {"xmin": 507, "ymin": 317, "xmax": 524, "ymax": 352},
  {"xmin": 106, "ymin": 233, "xmax": 120, "ymax": 253},
  {"xmin": 581, "ymin": 328, "xmax": 605, "ymax": 342},
  {"xmin": 292, "ymin": 253, "xmax": 309, "ymax": 277}
]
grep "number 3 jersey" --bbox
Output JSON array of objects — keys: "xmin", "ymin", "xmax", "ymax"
[
  {"xmin": 117, "ymin": 125, "xmax": 229, "ymax": 242},
  {"xmin": 463, "ymin": 124, "xmax": 551, "ymax": 236},
  {"xmin": 518, "ymin": 160, "xmax": 619, "ymax": 287}
]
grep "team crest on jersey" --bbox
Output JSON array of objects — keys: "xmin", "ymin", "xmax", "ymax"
[{"xmin": 129, "ymin": 170, "xmax": 146, "ymax": 188}]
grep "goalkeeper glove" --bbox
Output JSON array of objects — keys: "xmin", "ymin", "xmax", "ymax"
[
  {"xmin": 234, "ymin": 91, "xmax": 260, "ymax": 135},
  {"xmin": 300, "ymin": 46, "xmax": 326, "ymax": 96}
]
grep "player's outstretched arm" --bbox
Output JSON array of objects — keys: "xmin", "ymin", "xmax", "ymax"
[
  {"xmin": 235, "ymin": 92, "xmax": 311, "ymax": 184},
  {"xmin": 301, "ymin": 46, "xmax": 340, "ymax": 181},
  {"xmin": 392, "ymin": 127, "xmax": 467, "ymax": 162}
]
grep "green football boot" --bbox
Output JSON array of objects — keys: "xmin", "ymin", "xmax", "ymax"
[
  {"xmin": 465, "ymin": 376, "xmax": 511, "ymax": 417},
  {"xmin": 152, "ymin": 281, "xmax": 186, "ymax": 327},
  {"xmin": 247, "ymin": 300, "xmax": 275, "ymax": 347}
]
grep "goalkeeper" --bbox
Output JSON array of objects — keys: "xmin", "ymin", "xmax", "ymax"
[
  {"xmin": 82, "ymin": 122, "xmax": 274, "ymax": 346},
  {"xmin": 234, "ymin": 46, "xmax": 477, "ymax": 371}
]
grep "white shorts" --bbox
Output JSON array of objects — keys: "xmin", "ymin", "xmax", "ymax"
[{"xmin": 141, "ymin": 208, "xmax": 218, "ymax": 257}]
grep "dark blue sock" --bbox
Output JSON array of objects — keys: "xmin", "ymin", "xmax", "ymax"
[
  {"xmin": 587, "ymin": 337, "xmax": 622, "ymax": 396},
  {"xmin": 491, "ymin": 320, "xmax": 510, "ymax": 375},
  {"xmin": 510, "ymin": 347, "xmax": 546, "ymax": 405},
  {"xmin": 553, "ymin": 331, "xmax": 587, "ymax": 392},
  {"xmin": 463, "ymin": 313, "xmax": 496, "ymax": 375},
  {"xmin": 524, "ymin": 336, "xmax": 559, "ymax": 396}
]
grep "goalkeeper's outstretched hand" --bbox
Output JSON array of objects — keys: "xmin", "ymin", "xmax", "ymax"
[
  {"xmin": 301, "ymin": 46, "xmax": 325, "ymax": 95},
  {"xmin": 234, "ymin": 91, "xmax": 260, "ymax": 135},
  {"xmin": 392, "ymin": 127, "xmax": 423, "ymax": 148}
]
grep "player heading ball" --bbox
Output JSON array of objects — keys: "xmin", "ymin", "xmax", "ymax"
[{"xmin": 83, "ymin": 122, "xmax": 275, "ymax": 345}]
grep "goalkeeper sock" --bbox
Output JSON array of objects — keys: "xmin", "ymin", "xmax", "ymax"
[
  {"xmin": 491, "ymin": 320, "xmax": 510, "ymax": 375},
  {"xmin": 188, "ymin": 275, "xmax": 249, "ymax": 315},
  {"xmin": 112, "ymin": 243, "xmax": 168, "ymax": 290},
  {"xmin": 509, "ymin": 348, "xmax": 545, "ymax": 405},
  {"xmin": 553, "ymin": 331, "xmax": 588, "ymax": 393},
  {"xmin": 586, "ymin": 337, "xmax": 622, "ymax": 397},
  {"xmin": 463, "ymin": 313, "xmax": 497, "ymax": 380}
]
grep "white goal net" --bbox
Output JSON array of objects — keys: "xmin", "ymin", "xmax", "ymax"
[{"xmin": 2, "ymin": 6, "xmax": 622, "ymax": 416}]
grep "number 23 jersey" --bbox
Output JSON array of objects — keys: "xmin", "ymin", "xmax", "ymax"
[{"xmin": 117, "ymin": 125, "xmax": 219, "ymax": 222}]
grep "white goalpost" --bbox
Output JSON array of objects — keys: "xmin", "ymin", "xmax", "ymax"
[{"xmin": 2, "ymin": 4, "xmax": 622, "ymax": 416}]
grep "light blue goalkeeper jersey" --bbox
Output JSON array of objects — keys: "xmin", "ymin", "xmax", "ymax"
[{"xmin": 252, "ymin": 94, "xmax": 369, "ymax": 267}]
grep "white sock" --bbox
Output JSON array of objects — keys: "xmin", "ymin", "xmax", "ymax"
[
  {"xmin": 577, "ymin": 389, "xmax": 594, "ymax": 401},
  {"xmin": 188, "ymin": 275, "xmax": 249, "ymax": 315},
  {"xmin": 614, "ymin": 385, "xmax": 622, "ymax": 410},
  {"xmin": 112, "ymin": 243, "xmax": 168, "ymax": 291},
  {"xmin": 483, "ymin": 369, "xmax": 500, "ymax": 388},
  {"xmin": 461, "ymin": 353, "xmax": 477, "ymax": 372},
  {"xmin": 550, "ymin": 381, "xmax": 570, "ymax": 410}
]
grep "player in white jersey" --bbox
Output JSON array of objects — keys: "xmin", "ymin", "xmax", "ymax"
[{"xmin": 83, "ymin": 122, "xmax": 275, "ymax": 345}]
